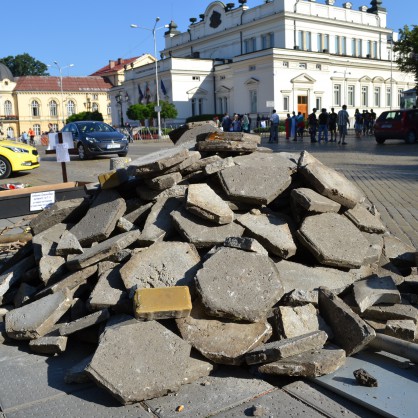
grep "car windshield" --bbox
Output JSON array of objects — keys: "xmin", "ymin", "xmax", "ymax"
[
  {"xmin": 78, "ymin": 122, "xmax": 115, "ymax": 133},
  {"xmin": 378, "ymin": 111, "xmax": 401, "ymax": 122}
]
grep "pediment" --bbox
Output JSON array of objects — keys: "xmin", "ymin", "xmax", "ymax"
[
  {"xmin": 186, "ymin": 87, "xmax": 208, "ymax": 96},
  {"xmin": 291, "ymin": 73, "xmax": 316, "ymax": 84},
  {"xmin": 216, "ymin": 85, "xmax": 231, "ymax": 94},
  {"xmin": 244, "ymin": 77, "xmax": 260, "ymax": 86},
  {"xmin": 372, "ymin": 76, "xmax": 385, "ymax": 83},
  {"xmin": 359, "ymin": 75, "xmax": 372, "ymax": 83}
]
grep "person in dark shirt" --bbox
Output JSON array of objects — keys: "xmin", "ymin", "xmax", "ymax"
[
  {"xmin": 317, "ymin": 108, "xmax": 329, "ymax": 143},
  {"xmin": 328, "ymin": 108, "xmax": 338, "ymax": 142},
  {"xmin": 308, "ymin": 108, "xmax": 318, "ymax": 143}
]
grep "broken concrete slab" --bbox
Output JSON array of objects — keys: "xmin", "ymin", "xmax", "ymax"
[
  {"xmin": 361, "ymin": 302, "xmax": 418, "ymax": 323},
  {"xmin": 28, "ymin": 335, "xmax": 68, "ymax": 355},
  {"xmin": 384, "ymin": 319, "xmax": 417, "ymax": 341},
  {"xmin": 198, "ymin": 131, "xmax": 262, "ymax": 144},
  {"xmin": 257, "ymin": 346, "xmax": 346, "ymax": 377},
  {"xmin": 383, "ymin": 235, "xmax": 417, "ymax": 268},
  {"xmin": 144, "ymin": 171, "xmax": 182, "ymax": 191},
  {"xmin": 59, "ymin": 309, "xmax": 110, "ymax": 336},
  {"xmin": 66, "ymin": 230, "xmax": 141, "ymax": 271},
  {"xmin": 297, "ymin": 212, "xmax": 370, "ymax": 268},
  {"xmin": 13, "ymin": 282, "xmax": 38, "ymax": 308},
  {"xmin": 196, "ymin": 247, "xmax": 284, "ymax": 322},
  {"xmin": 298, "ymin": 151, "xmax": 365, "ymax": 209},
  {"xmin": 171, "ymin": 207, "xmax": 245, "ymax": 248},
  {"xmin": 218, "ymin": 160, "xmax": 292, "ymax": 205},
  {"xmin": 181, "ymin": 155, "xmax": 223, "ymax": 175},
  {"xmin": 123, "ymin": 202, "xmax": 153, "ymax": 225},
  {"xmin": 120, "ymin": 241, "xmax": 200, "ymax": 293},
  {"xmin": 32, "ymin": 222, "xmax": 69, "ymax": 262},
  {"xmin": 86, "ymin": 320, "xmax": 211, "ymax": 404},
  {"xmin": 318, "ymin": 287, "xmax": 376, "ymax": 356},
  {"xmin": 109, "ymin": 156, "xmax": 131, "ymax": 170},
  {"xmin": 344, "ymin": 204, "xmax": 386, "ymax": 234},
  {"xmin": 38, "ymin": 255, "xmax": 67, "ymax": 286},
  {"xmin": 353, "ymin": 275, "xmax": 401, "ymax": 313},
  {"xmin": 236, "ymin": 212, "xmax": 297, "ymax": 258},
  {"xmin": 224, "ymin": 236, "xmax": 268, "ymax": 255},
  {"xmin": 363, "ymin": 232, "xmax": 384, "ymax": 265},
  {"xmin": 245, "ymin": 330, "xmax": 328, "ymax": 365},
  {"xmin": 274, "ymin": 304, "xmax": 332, "ymax": 339},
  {"xmin": 137, "ymin": 197, "xmax": 183, "ymax": 245},
  {"xmin": 116, "ymin": 217, "xmax": 138, "ymax": 233},
  {"xmin": 136, "ymin": 184, "xmax": 188, "ymax": 202},
  {"xmin": 128, "ymin": 147, "xmax": 190, "ymax": 177},
  {"xmin": 275, "ymin": 260, "xmax": 357, "ymax": 304},
  {"xmin": 176, "ymin": 300, "xmax": 272, "ymax": 365},
  {"xmin": 5, "ymin": 289, "xmax": 72, "ymax": 340},
  {"xmin": 29, "ymin": 198, "xmax": 89, "ymax": 235},
  {"xmin": 55, "ymin": 230, "xmax": 84, "ymax": 256},
  {"xmin": 203, "ymin": 156, "xmax": 235, "ymax": 175},
  {"xmin": 64, "ymin": 354, "xmax": 94, "ymax": 384},
  {"xmin": 134, "ymin": 286, "xmax": 192, "ymax": 320},
  {"xmin": 70, "ymin": 189, "xmax": 127, "ymax": 247},
  {"xmin": 170, "ymin": 121, "xmax": 220, "ymax": 146},
  {"xmin": 186, "ymin": 183, "xmax": 234, "ymax": 225},
  {"xmin": 196, "ymin": 140, "xmax": 257, "ymax": 153},
  {"xmin": 291, "ymin": 187, "xmax": 341, "ymax": 214}
]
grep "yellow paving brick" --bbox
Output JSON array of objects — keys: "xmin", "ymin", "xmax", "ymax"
[
  {"xmin": 134, "ymin": 286, "xmax": 192, "ymax": 320},
  {"xmin": 98, "ymin": 169, "xmax": 127, "ymax": 189}
]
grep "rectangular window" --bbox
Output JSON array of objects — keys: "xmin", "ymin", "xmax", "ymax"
[
  {"xmin": 352, "ymin": 38, "xmax": 356, "ymax": 56},
  {"xmin": 374, "ymin": 87, "xmax": 380, "ymax": 106},
  {"xmin": 261, "ymin": 32, "xmax": 274, "ymax": 49},
  {"xmin": 357, "ymin": 39, "xmax": 362, "ymax": 57},
  {"xmin": 316, "ymin": 64, "xmax": 322, "ymax": 70},
  {"xmin": 192, "ymin": 76, "xmax": 200, "ymax": 81},
  {"xmin": 342, "ymin": 37, "xmax": 347, "ymax": 55},
  {"xmin": 334, "ymin": 84, "xmax": 341, "ymax": 106},
  {"xmin": 198, "ymin": 98, "xmax": 203, "ymax": 115},
  {"xmin": 324, "ymin": 35, "xmax": 329, "ymax": 51},
  {"xmin": 93, "ymin": 94, "xmax": 98, "ymax": 100},
  {"xmin": 306, "ymin": 32, "xmax": 311, "ymax": 51},
  {"xmin": 367, "ymin": 41, "xmax": 371, "ymax": 57},
  {"xmin": 386, "ymin": 87, "xmax": 391, "ymax": 107},
  {"xmin": 398, "ymin": 89, "xmax": 403, "ymax": 107},
  {"xmin": 297, "ymin": 31, "xmax": 303, "ymax": 49},
  {"xmin": 191, "ymin": 98, "xmax": 196, "ymax": 117},
  {"xmin": 249, "ymin": 65, "xmax": 256, "ymax": 71},
  {"xmin": 317, "ymin": 34, "xmax": 322, "ymax": 52},
  {"xmin": 250, "ymin": 90, "xmax": 257, "ymax": 113},
  {"xmin": 348, "ymin": 85, "xmax": 355, "ymax": 107},
  {"xmin": 298, "ymin": 63, "xmax": 307, "ymax": 69},
  {"xmin": 218, "ymin": 98, "xmax": 223, "ymax": 114},
  {"xmin": 316, "ymin": 97, "xmax": 322, "ymax": 110},
  {"xmin": 335, "ymin": 36, "xmax": 340, "ymax": 54},
  {"xmin": 361, "ymin": 86, "xmax": 368, "ymax": 107},
  {"xmin": 373, "ymin": 41, "xmax": 378, "ymax": 58},
  {"xmin": 244, "ymin": 38, "xmax": 256, "ymax": 53},
  {"xmin": 283, "ymin": 61, "xmax": 289, "ymax": 68},
  {"xmin": 283, "ymin": 95, "xmax": 289, "ymax": 111}
]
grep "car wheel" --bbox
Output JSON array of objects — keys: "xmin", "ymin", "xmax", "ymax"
[
  {"xmin": 118, "ymin": 152, "xmax": 128, "ymax": 157},
  {"xmin": 0, "ymin": 156, "xmax": 12, "ymax": 179},
  {"xmin": 406, "ymin": 131, "xmax": 416, "ymax": 144},
  {"xmin": 375, "ymin": 136, "xmax": 385, "ymax": 144},
  {"xmin": 78, "ymin": 143, "xmax": 89, "ymax": 160}
]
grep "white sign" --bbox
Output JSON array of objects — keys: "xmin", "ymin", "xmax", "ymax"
[
  {"xmin": 266, "ymin": 101, "xmax": 274, "ymax": 107},
  {"xmin": 30, "ymin": 191, "xmax": 56, "ymax": 211},
  {"xmin": 56, "ymin": 143, "xmax": 70, "ymax": 162},
  {"xmin": 154, "ymin": 105, "xmax": 162, "ymax": 112},
  {"xmin": 260, "ymin": 121, "xmax": 266, "ymax": 128},
  {"xmin": 47, "ymin": 132, "xmax": 73, "ymax": 150}
]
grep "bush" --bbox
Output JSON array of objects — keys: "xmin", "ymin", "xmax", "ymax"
[{"xmin": 185, "ymin": 114, "xmax": 221, "ymax": 123}]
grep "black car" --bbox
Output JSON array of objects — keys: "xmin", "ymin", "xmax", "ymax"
[{"xmin": 62, "ymin": 121, "xmax": 129, "ymax": 160}]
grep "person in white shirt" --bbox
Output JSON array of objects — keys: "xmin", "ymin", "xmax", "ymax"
[{"xmin": 268, "ymin": 109, "xmax": 280, "ymax": 143}]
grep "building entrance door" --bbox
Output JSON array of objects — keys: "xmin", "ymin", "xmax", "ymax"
[{"xmin": 297, "ymin": 96, "xmax": 308, "ymax": 118}]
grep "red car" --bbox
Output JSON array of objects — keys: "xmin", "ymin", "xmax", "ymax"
[{"xmin": 374, "ymin": 109, "xmax": 418, "ymax": 144}]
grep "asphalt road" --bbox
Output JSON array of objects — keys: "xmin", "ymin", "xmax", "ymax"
[{"xmin": 2, "ymin": 134, "xmax": 417, "ymax": 249}]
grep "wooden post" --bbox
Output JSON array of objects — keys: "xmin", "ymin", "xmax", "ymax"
[{"xmin": 58, "ymin": 132, "xmax": 68, "ymax": 183}]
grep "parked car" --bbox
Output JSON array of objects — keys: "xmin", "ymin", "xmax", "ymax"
[
  {"xmin": 0, "ymin": 140, "xmax": 40, "ymax": 179},
  {"xmin": 374, "ymin": 109, "xmax": 418, "ymax": 144},
  {"xmin": 62, "ymin": 121, "xmax": 129, "ymax": 160}
]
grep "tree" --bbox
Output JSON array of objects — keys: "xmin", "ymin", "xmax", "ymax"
[
  {"xmin": 393, "ymin": 25, "xmax": 418, "ymax": 90},
  {"xmin": 66, "ymin": 111, "xmax": 104, "ymax": 123},
  {"xmin": 0, "ymin": 53, "xmax": 49, "ymax": 76},
  {"xmin": 126, "ymin": 103, "xmax": 152, "ymax": 125},
  {"xmin": 159, "ymin": 100, "xmax": 178, "ymax": 120}
]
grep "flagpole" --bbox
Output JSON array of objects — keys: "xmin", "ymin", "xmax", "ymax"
[{"xmin": 153, "ymin": 18, "xmax": 162, "ymax": 140}]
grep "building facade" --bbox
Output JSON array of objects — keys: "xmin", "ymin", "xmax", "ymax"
[{"xmin": 117, "ymin": 0, "xmax": 415, "ymax": 127}]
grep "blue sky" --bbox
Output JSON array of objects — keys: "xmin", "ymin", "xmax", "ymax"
[{"xmin": 3, "ymin": 0, "xmax": 415, "ymax": 77}]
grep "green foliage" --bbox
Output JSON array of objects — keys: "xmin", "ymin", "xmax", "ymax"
[
  {"xmin": 0, "ymin": 53, "xmax": 49, "ymax": 76},
  {"xmin": 393, "ymin": 25, "xmax": 418, "ymax": 90},
  {"xmin": 159, "ymin": 100, "xmax": 178, "ymax": 120},
  {"xmin": 126, "ymin": 103, "xmax": 152, "ymax": 122},
  {"xmin": 66, "ymin": 111, "xmax": 104, "ymax": 123}
]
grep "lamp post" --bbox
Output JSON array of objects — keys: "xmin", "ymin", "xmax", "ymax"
[
  {"xmin": 115, "ymin": 92, "xmax": 124, "ymax": 126},
  {"xmin": 53, "ymin": 62, "xmax": 74, "ymax": 128},
  {"xmin": 389, "ymin": 35, "xmax": 393, "ymax": 110},
  {"xmin": 334, "ymin": 68, "xmax": 351, "ymax": 106},
  {"xmin": 131, "ymin": 17, "xmax": 166, "ymax": 139}
]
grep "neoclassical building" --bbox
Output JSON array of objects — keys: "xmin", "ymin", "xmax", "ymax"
[
  {"xmin": 116, "ymin": 0, "xmax": 415, "ymax": 127},
  {"xmin": 0, "ymin": 55, "xmax": 155, "ymax": 139}
]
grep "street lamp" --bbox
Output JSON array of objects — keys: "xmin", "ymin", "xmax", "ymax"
[
  {"xmin": 131, "ymin": 17, "xmax": 166, "ymax": 139},
  {"xmin": 389, "ymin": 35, "xmax": 393, "ymax": 110},
  {"xmin": 334, "ymin": 69, "xmax": 351, "ymax": 106},
  {"xmin": 53, "ymin": 62, "xmax": 74, "ymax": 128},
  {"xmin": 115, "ymin": 92, "xmax": 125, "ymax": 126}
]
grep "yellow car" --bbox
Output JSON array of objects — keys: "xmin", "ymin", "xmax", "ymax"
[{"xmin": 0, "ymin": 140, "xmax": 40, "ymax": 179}]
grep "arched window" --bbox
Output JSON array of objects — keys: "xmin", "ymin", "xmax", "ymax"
[
  {"xmin": 4, "ymin": 100, "xmax": 13, "ymax": 116},
  {"xmin": 49, "ymin": 100, "xmax": 58, "ymax": 117},
  {"xmin": 92, "ymin": 102, "xmax": 99, "ymax": 112},
  {"xmin": 67, "ymin": 100, "xmax": 75, "ymax": 117},
  {"xmin": 107, "ymin": 104, "xmax": 111, "ymax": 115},
  {"xmin": 31, "ymin": 100, "xmax": 40, "ymax": 117},
  {"xmin": 6, "ymin": 127, "xmax": 14, "ymax": 138}
]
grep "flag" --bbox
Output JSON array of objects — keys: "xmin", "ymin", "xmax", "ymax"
[
  {"xmin": 160, "ymin": 79, "xmax": 167, "ymax": 96},
  {"xmin": 145, "ymin": 83, "xmax": 151, "ymax": 103},
  {"xmin": 137, "ymin": 85, "xmax": 143, "ymax": 103}
]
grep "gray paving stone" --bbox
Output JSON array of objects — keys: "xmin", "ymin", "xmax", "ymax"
[
  {"xmin": 236, "ymin": 212, "xmax": 297, "ymax": 258},
  {"xmin": 38, "ymin": 255, "xmax": 66, "ymax": 285},
  {"xmin": 385, "ymin": 319, "xmax": 417, "ymax": 341},
  {"xmin": 297, "ymin": 212, "xmax": 371, "ymax": 268},
  {"xmin": 120, "ymin": 241, "xmax": 200, "ymax": 293},
  {"xmin": 136, "ymin": 184, "xmax": 188, "ymax": 202},
  {"xmin": 70, "ymin": 189, "xmax": 127, "ymax": 246},
  {"xmin": 361, "ymin": 302, "xmax": 418, "ymax": 323},
  {"xmin": 171, "ymin": 207, "xmax": 245, "ymax": 249},
  {"xmin": 32, "ymin": 222, "xmax": 69, "ymax": 262},
  {"xmin": 55, "ymin": 230, "xmax": 84, "ymax": 256},
  {"xmin": 224, "ymin": 236, "xmax": 268, "ymax": 255},
  {"xmin": 144, "ymin": 367, "xmax": 275, "ymax": 418},
  {"xmin": 144, "ymin": 171, "xmax": 182, "ymax": 191},
  {"xmin": 291, "ymin": 187, "xmax": 341, "ymax": 213},
  {"xmin": 176, "ymin": 300, "xmax": 272, "ymax": 365},
  {"xmin": 196, "ymin": 247, "xmax": 284, "ymax": 322},
  {"xmin": 383, "ymin": 235, "xmax": 417, "ymax": 268},
  {"xmin": 203, "ymin": 156, "xmax": 235, "ymax": 175},
  {"xmin": 181, "ymin": 155, "xmax": 223, "ymax": 175},
  {"xmin": 28, "ymin": 335, "xmax": 68, "ymax": 355},
  {"xmin": 344, "ymin": 203, "xmax": 387, "ymax": 233},
  {"xmin": 298, "ymin": 151, "xmax": 365, "ymax": 208},
  {"xmin": 59, "ymin": 309, "xmax": 110, "ymax": 336},
  {"xmin": 196, "ymin": 139, "xmax": 257, "ymax": 153}
]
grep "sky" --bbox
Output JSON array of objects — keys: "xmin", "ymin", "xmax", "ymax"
[{"xmin": 3, "ymin": 0, "xmax": 416, "ymax": 77}]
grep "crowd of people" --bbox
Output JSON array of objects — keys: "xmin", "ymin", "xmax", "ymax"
[{"xmin": 219, "ymin": 113, "xmax": 252, "ymax": 133}]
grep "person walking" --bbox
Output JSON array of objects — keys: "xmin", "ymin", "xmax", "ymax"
[
  {"xmin": 231, "ymin": 114, "xmax": 241, "ymax": 132},
  {"xmin": 296, "ymin": 112, "xmax": 305, "ymax": 140},
  {"xmin": 317, "ymin": 108, "xmax": 329, "ymax": 143},
  {"xmin": 285, "ymin": 113, "xmax": 291, "ymax": 140},
  {"xmin": 21, "ymin": 131, "xmax": 29, "ymax": 144},
  {"xmin": 268, "ymin": 109, "xmax": 280, "ymax": 143},
  {"xmin": 328, "ymin": 108, "xmax": 337, "ymax": 142},
  {"xmin": 308, "ymin": 108, "xmax": 318, "ymax": 143},
  {"xmin": 290, "ymin": 111, "xmax": 297, "ymax": 141},
  {"xmin": 354, "ymin": 109, "xmax": 363, "ymax": 138},
  {"xmin": 337, "ymin": 105, "xmax": 350, "ymax": 145},
  {"xmin": 28, "ymin": 127, "xmax": 35, "ymax": 146},
  {"xmin": 241, "ymin": 113, "xmax": 250, "ymax": 133},
  {"xmin": 221, "ymin": 113, "xmax": 231, "ymax": 132}
]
